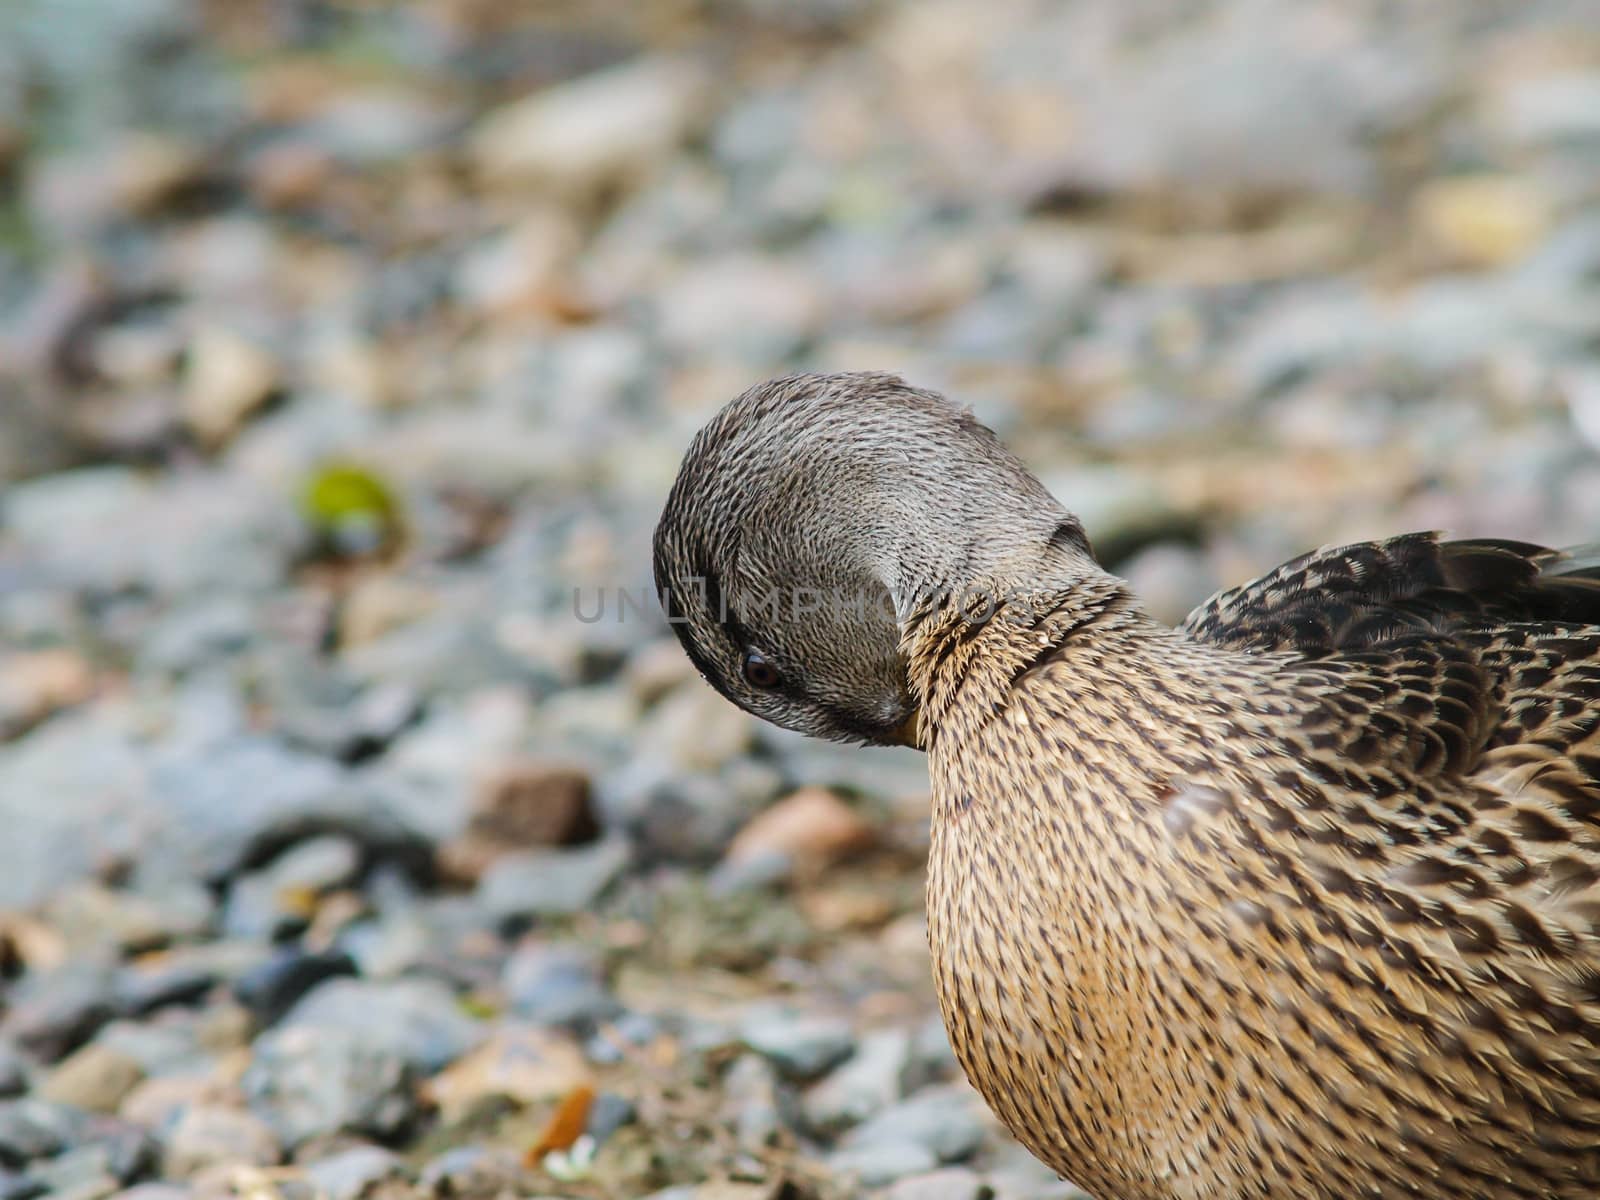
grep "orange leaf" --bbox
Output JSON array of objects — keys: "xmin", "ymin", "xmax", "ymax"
[{"xmin": 526, "ymin": 1084, "xmax": 595, "ymax": 1163}]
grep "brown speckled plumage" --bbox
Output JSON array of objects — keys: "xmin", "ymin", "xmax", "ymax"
[{"xmin": 654, "ymin": 372, "xmax": 1600, "ymax": 1200}]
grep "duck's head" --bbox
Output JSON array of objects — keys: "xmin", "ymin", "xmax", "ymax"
[{"xmin": 652, "ymin": 371, "xmax": 1093, "ymax": 748}]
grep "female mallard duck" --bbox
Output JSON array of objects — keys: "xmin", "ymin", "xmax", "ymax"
[{"xmin": 653, "ymin": 371, "xmax": 1600, "ymax": 1200}]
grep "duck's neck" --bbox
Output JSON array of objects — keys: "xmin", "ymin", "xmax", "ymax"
[
  {"xmin": 909, "ymin": 572, "xmax": 1266, "ymax": 1198},
  {"xmin": 899, "ymin": 564, "xmax": 1144, "ymax": 746}
]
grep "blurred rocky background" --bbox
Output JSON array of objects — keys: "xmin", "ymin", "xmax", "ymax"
[{"xmin": 1, "ymin": 0, "xmax": 1598, "ymax": 1197}]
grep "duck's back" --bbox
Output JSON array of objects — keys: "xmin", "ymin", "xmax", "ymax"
[{"xmin": 923, "ymin": 533, "xmax": 1600, "ymax": 1200}]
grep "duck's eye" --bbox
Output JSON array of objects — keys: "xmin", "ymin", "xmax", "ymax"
[{"xmin": 741, "ymin": 651, "xmax": 782, "ymax": 690}]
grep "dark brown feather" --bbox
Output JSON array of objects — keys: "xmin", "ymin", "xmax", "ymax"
[{"xmin": 1181, "ymin": 533, "xmax": 1600, "ymax": 655}]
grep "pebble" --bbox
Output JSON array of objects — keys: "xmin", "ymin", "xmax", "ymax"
[
  {"xmin": 502, "ymin": 942, "xmax": 619, "ymax": 1029},
  {"xmin": 107, "ymin": 1187, "xmax": 189, "ymax": 1200},
  {"xmin": 472, "ymin": 57, "xmax": 708, "ymax": 194},
  {"xmin": 299, "ymin": 1145, "xmax": 405, "ymax": 1200},
  {"xmin": 636, "ymin": 684, "xmax": 755, "ymax": 774},
  {"xmin": 234, "ymin": 948, "xmax": 356, "ymax": 1027},
  {"xmin": 278, "ymin": 978, "xmax": 482, "ymax": 1074},
  {"xmin": 0, "ymin": 649, "xmax": 95, "ymax": 740},
  {"xmin": 27, "ymin": 1143, "xmax": 125, "ymax": 1200},
  {"xmin": 0, "ymin": 1098, "xmax": 87, "ymax": 1166},
  {"xmin": 161, "ymin": 1105, "xmax": 281, "ymax": 1178},
  {"xmin": 0, "ymin": 1046, "xmax": 27, "ymax": 1100},
  {"xmin": 243, "ymin": 1027, "xmax": 417, "ymax": 1149},
  {"xmin": 91, "ymin": 1022, "xmax": 206, "ymax": 1082},
  {"xmin": 180, "ymin": 325, "xmax": 282, "ymax": 449},
  {"xmin": 718, "ymin": 1054, "xmax": 782, "ymax": 1151},
  {"xmin": 883, "ymin": 1167, "xmax": 994, "ymax": 1200},
  {"xmin": 722, "ymin": 788, "xmax": 877, "ymax": 881},
  {"xmin": 221, "ymin": 836, "xmax": 362, "ymax": 941},
  {"xmin": 738, "ymin": 1007, "xmax": 855, "ymax": 1082},
  {"xmin": 52, "ymin": 883, "xmax": 217, "ymax": 959},
  {"xmin": 437, "ymin": 759, "xmax": 600, "ymax": 884},
  {"xmin": 583, "ymin": 1091, "xmax": 635, "ymax": 1146},
  {"xmin": 118, "ymin": 1072, "xmax": 234, "ymax": 1131},
  {"xmin": 803, "ymin": 1027, "xmax": 914, "ymax": 1133},
  {"xmin": 837, "ymin": 1084, "xmax": 987, "ymax": 1165},
  {"xmin": 1411, "ymin": 174, "xmax": 1552, "ymax": 269},
  {"xmin": 826, "ymin": 1141, "xmax": 939, "ymax": 1187},
  {"xmin": 477, "ymin": 839, "xmax": 631, "ymax": 924},
  {"xmin": 416, "ymin": 1145, "xmax": 524, "ymax": 1199},
  {"xmin": 39, "ymin": 1045, "xmax": 145, "ymax": 1114},
  {"xmin": 616, "ymin": 768, "xmax": 751, "ymax": 867},
  {"xmin": 1115, "ymin": 542, "xmax": 1220, "ymax": 628},
  {"xmin": 422, "ymin": 1026, "xmax": 590, "ymax": 1121},
  {"xmin": 3, "ymin": 965, "xmax": 116, "ymax": 1062}
]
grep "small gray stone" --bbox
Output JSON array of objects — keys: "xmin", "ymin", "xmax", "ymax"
[
  {"xmin": 477, "ymin": 839, "xmax": 631, "ymax": 923},
  {"xmin": 1493, "ymin": 71, "xmax": 1600, "ymax": 148},
  {"xmin": 138, "ymin": 599, "xmax": 256, "ymax": 675},
  {"xmin": 0, "ymin": 1044, "xmax": 28, "ymax": 1099},
  {"xmin": 244, "ymin": 1027, "xmax": 416, "ymax": 1149},
  {"xmin": 706, "ymin": 846, "xmax": 792, "ymax": 896},
  {"xmin": 583, "ymin": 1092, "xmax": 634, "ymax": 1146},
  {"xmin": 839, "ymin": 1084, "xmax": 986, "ymax": 1165},
  {"xmin": 884, "ymin": 1167, "xmax": 993, "ymax": 1200},
  {"xmin": 277, "ymin": 679, "xmax": 422, "ymax": 763},
  {"xmin": 624, "ymin": 770, "xmax": 750, "ymax": 866},
  {"xmin": 4, "ymin": 471, "xmax": 304, "ymax": 600},
  {"xmin": 719, "ymin": 1053, "xmax": 783, "ymax": 1151},
  {"xmin": 584, "ymin": 1012, "xmax": 662, "ymax": 1067},
  {"xmin": 336, "ymin": 914, "xmax": 432, "ymax": 980},
  {"xmin": 86, "ymin": 1021, "xmax": 203, "ymax": 1078},
  {"xmin": 912, "ymin": 1015, "xmax": 959, "ymax": 1080},
  {"xmin": 739, "ymin": 1006, "xmax": 855, "ymax": 1081},
  {"xmin": 300, "ymin": 1145, "xmax": 405, "ymax": 1200},
  {"xmin": 279, "ymin": 977, "xmax": 483, "ymax": 1073},
  {"xmin": 502, "ymin": 942, "xmax": 619, "ymax": 1029},
  {"xmin": 0, "ymin": 713, "xmax": 155, "ymax": 909},
  {"xmin": 803, "ymin": 1027, "xmax": 914, "ymax": 1133},
  {"xmin": 222, "ymin": 835, "xmax": 363, "ymax": 940},
  {"xmin": 25, "ymin": 1143, "xmax": 122, "ymax": 1200},
  {"xmin": 233, "ymin": 947, "xmax": 356, "ymax": 1026},
  {"xmin": 221, "ymin": 874, "xmax": 295, "ymax": 941},
  {"xmin": 0, "ymin": 1099, "xmax": 88, "ymax": 1166},
  {"xmin": 139, "ymin": 737, "xmax": 349, "ymax": 887},
  {"xmin": 2, "ymin": 964, "xmax": 116, "ymax": 1062},
  {"xmin": 984, "ymin": 1140, "xmax": 1094, "ymax": 1200},
  {"xmin": 304, "ymin": 89, "xmax": 457, "ymax": 166},
  {"xmin": 113, "ymin": 958, "xmax": 216, "ymax": 1019},
  {"xmin": 162, "ymin": 1104, "xmax": 281, "ymax": 1178},
  {"xmin": 45, "ymin": 882, "xmax": 215, "ymax": 957},
  {"xmin": 416, "ymin": 1145, "xmax": 524, "ymax": 1198},
  {"xmin": 1114, "ymin": 542, "xmax": 1220, "ymax": 628},
  {"xmin": 827, "ymin": 1141, "xmax": 939, "ymax": 1187},
  {"xmin": 267, "ymin": 835, "xmax": 364, "ymax": 895},
  {"xmin": 83, "ymin": 1123, "xmax": 157, "ymax": 1186}
]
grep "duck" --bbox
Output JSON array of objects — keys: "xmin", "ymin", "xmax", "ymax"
[{"xmin": 652, "ymin": 371, "xmax": 1600, "ymax": 1200}]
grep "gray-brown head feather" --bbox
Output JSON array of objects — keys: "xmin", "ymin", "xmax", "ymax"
[{"xmin": 652, "ymin": 371, "xmax": 1091, "ymax": 744}]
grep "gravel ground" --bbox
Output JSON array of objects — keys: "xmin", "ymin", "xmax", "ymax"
[{"xmin": 1, "ymin": 1, "xmax": 1599, "ymax": 1197}]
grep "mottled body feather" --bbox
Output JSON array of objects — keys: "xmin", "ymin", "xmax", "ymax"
[{"xmin": 915, "ymin": 535, "xmax": 1600, "ymax": 1200}]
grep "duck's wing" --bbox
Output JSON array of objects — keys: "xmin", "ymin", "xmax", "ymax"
[
  {"xmin": 1179, "ymin": 532, "xmax": 1600, "ymax": 655},
  {"xmin": 1168, "ymin": 536, "xmax": 1600, "ymax": 1159}
]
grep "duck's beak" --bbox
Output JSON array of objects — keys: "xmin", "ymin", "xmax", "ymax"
[{"xmin": 890, "ymin": 709, "xmax": 922, "ymax": 750}]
